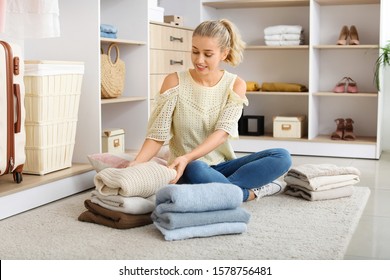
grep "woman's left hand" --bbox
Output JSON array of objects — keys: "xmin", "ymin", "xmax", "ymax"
[{"xmin": 168, "ymin": 155, "xmax": 190, "ymax": 184}]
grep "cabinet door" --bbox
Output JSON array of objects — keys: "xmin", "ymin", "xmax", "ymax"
[
  {"xmin": 150, "ymin": 24, "xmax": 192, "ymax": 51},
  {"xmin": 150, "ymin": 49, "xmax": 192, "ymax": 74}
]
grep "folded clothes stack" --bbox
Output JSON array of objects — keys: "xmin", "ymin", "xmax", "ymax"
[
  {"xmin": 100, "ymin": 23, "xmax": 118, "ymax": 39},
  {"xmin": 284, "ymin": 164, "xmax": 361, "ymax": 201},
  {"xmin": 152, "ymin": 183, "xmax": 251, "ymax": 241},
  {"xmin": 264, "ymin": 25, "xmax": 304, "ymax": 46},
  {"xmin": 261, "ymin": 82, "xmax": 308, "ymax": 92},
  {"xmin": 78, "ymin": 161, "xmax": 177, "ymax": 229}
]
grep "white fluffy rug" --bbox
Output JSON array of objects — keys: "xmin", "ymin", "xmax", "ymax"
[{"xmin": 0, "ymin": 186, "xmax": 370, "ymax": 260}]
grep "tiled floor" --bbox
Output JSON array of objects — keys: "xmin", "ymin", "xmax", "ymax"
[{"xmin": 288, "ymin": 151, "xmax": 390, "ymax": 260}]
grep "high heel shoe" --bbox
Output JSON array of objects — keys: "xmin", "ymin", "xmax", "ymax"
[
  {"xmin": 333, "ymin": 77, "xmax": 348, "ymax": 93},
  {"xmin": 337, "ymin": 25, "xmax": 349, "ymax": 45},
  {"xmin": 331, "ymin": 118, "xmax": 345, "ymax": 140},
  {"xmin": 346, "ymin": 77, "xmax": 358, "ymax": 93},
  {"xmin": 349, "ymin": 25, "xmax": 359, "ymax": 45},
  {"xmin": 343, "ymin": 118, "xmax": 356, "ymax": 140}
]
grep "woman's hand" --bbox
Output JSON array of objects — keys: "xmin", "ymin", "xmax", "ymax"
[{"xmin": 168, "ymin": 155, "xmax": 190, "ymax": 184}]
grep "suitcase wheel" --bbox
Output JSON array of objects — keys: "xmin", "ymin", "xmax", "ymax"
[{"xmin": 13, "ymin": 172, "xmax": 23, "ymax": 184}]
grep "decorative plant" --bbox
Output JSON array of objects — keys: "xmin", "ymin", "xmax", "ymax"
[{"xmin": 374, "ymin": 40, "xmax": 390, "ymax": 91}]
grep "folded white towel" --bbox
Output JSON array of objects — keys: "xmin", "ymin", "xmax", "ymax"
[
  {"xmin": 264, "ymin": 25, "xmax": 303, "ymax": 36},
  {"xmin": 154, "ymin": 183, "xmax": 243, "ymax": 214},
  {"xmin": 285, "ymin": 185, "xmax": 354, "ymax": 201},
  {"xmin": 287, "ymin": 164, "xmax": 361, "ymax": 180},
  {"xmin": 284, "ymin": 173, "xmax": 360, "ymax": 191},
  {"xmin": 264, "ymin": 33, "xmax": 303, "ymax": 41},
  {"xmin": 94, "ymin": 161, "xmax": 177, "ymax": 197},
  {"xmin": 90, "ymin": 190, "xmax": 156, "ymax": 215},
  {"xmin": 154, "ymin": 221, "xmax": 247, "ymax": 241},
  {"xmin": 265, "ymin": 40, "xmax": 303, "ymax": 46}
]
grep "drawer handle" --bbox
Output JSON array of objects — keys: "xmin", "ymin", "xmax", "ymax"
[
  {"xmin": 170, "ymin": 36, "xmax": 183, "ymax": 43},
  {"xmin": 170, "ymin": 59, "xmax": 184, "ymax": 65}
]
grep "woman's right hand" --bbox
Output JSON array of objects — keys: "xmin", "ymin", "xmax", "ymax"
[{"xmin": 168, "ymin": 155, "xmax": 190, "ymax": 184}]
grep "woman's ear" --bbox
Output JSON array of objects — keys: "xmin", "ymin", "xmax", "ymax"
[{"xmin": 221, "ymin": 48, "xmax": 229, "ymax": 61}]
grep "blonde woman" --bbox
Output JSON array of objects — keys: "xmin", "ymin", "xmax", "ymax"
[{"xmin": 132, "ymin": 19, "xmax": 291, "ymax": 201}]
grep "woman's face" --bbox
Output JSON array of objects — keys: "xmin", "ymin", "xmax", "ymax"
[{"xmin": 191, "ymin": 35, "xmax": 228, "ymax": 76}]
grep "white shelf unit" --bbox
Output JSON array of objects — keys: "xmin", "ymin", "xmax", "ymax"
[{"xmin": 160, "ymin": 0, "xmax": 386, "ymax": 159}]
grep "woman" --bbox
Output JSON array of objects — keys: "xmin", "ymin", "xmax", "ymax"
[{"xmin": 131, "ymin": 19, "xmax": 292, "ymax": 201}]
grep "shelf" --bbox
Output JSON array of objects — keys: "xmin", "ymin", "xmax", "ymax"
[
  {"xmin": 203, "ymin": 0, "xmax": 309, "ymax": 9},
  {"xmin": 314, "ymin": 44, "xmax": 379, "ymax": 49},
  {"xmin": 246, "ymin": 45, "xmax": 309, "ymax": 50},
  {"xmin": 100, "ymin": 38, "xmax": 146, "ymax": 45},
  {"xmin": 313, "ymin": 92, "xmax": 378, "ymax": 97},
  {"xmin": 101, "ymin": 96, "xmax": 147, "ymax": 104},
  {"xmin": 247, "ymin": 91, "xmax": 309, "ymax": 96},
  {"xmin": 314, "ymin": 0, "xmax": 380, "ymax": 6}
]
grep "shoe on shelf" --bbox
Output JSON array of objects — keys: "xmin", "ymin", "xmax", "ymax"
[
  {"xmin": 343, "ymin": 118, "xmax": 356, "ymax": 140},
  {"xmin": 349, "ymin": 25, "xmax": 360, "ymax": 45},
  {"xmin": 346, "ymin": 77, "xmax": 358, "ymax": 93},
  {"xmin": 333, "ymin": 77, "xmax": 348, "ymax": 93},
  {"xmin": 252, "ymin": 180, "xmax": 286, "ymax": 200},
  {"xmin": 337, "ymin": 25, "xmax": 349, "ymax": 45},
  {"xmin": 331, "ymin": 118, "xmax": 345, "ymax": 140}
]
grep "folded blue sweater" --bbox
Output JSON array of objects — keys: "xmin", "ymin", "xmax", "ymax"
[
  {"xmin": 100, "ymin": 24, "xmax": 118, "ymax": 34},
  {"xmin": 154, "ymin": 183, "xmax": 243, "ymax": 214}
]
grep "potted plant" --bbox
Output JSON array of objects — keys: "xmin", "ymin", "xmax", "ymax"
[{"xmin": 374, "ymin": 41, "xmax": 390, "ymax": 91}]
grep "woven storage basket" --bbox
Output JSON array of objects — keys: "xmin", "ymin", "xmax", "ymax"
[
  {"xmin": 24, "ymin": 60, "xmax": 84, "ymax": 175},
  {"xmin": 101, "ymin": 43, "xmax": 125, "ymax": 98}
]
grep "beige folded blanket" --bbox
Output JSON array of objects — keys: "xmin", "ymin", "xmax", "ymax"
[
  {"xmin": 284, "ymin": 173, "xmax": 360, "ymax": 191},
  {"xmin": 287, "ymin": 164, "xmax": 360, "ymax": 179},
  {"xmin": 94, "ymin": 161, "xmax": 177, "ymax": 197},
  {"xmin": 285, "ymin": 185, "xmax": 354, "ymax": 201}
]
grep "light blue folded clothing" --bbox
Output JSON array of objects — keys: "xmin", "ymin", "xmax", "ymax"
[
  {"xmin": 151, "ymin": 207, "xmax": 251, "ymax": 230},
  {"xmin": 154, "ymin": 183, "xmax": 243, "ymax": 214},
  {"xmin": 154, "ymin": 221, "xmax": 247, "ymax": 241},
  {"xmin": 100, "ymin": 24, "xmax": 118, "ymax": 34},
  {"xmin": 100, "ymin": 31, "xmax": 117, "ymax": 39}
]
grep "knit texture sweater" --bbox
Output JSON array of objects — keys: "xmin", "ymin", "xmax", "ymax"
[{"xmin": 147, "ymin": 70, "xmax": 248, "ymax": 165}]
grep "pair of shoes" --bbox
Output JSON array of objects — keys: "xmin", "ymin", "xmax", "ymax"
[
  {"xmin": 333, "ymin": 77, "xmax": 358, "ymax": 93},
  {"xmin": 252, "ymin": 180, "xmax": 286, "ymax": 200},
  {"xmin": 337, "ymin": 25, "xmax": 359, "ymax": 45},
  {"xmin": 330, "ymin": 118, "xmax": 356, "ymax": 140}
]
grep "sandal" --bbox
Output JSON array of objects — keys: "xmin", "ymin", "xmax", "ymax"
[
  {"xmin": 343, "ymin": 118, "xmax": 356, "ymax": 140},
  {"xmin": 333, "ymin": 77, "xmax": 348, "ymax": 93},
  {"xmin": 331, "ymin": 118, "xmax": 345, "ymax": 140},
  {"xmin": 346, "ymin": 77, "xmax": 358, "ymax": 93}
]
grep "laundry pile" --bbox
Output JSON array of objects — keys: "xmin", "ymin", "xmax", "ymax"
[
  {"xmin": 152, "ymin": 183, "xmax": 251, "ymax": 241},
  {"xmin": 78, "ymin": 161, "xmax": 177, "ymax": 229},
  {"xmin": 100, "ymin": 23, "xmax": 118, "ymax": 39},
  {"xmin": 264, "ymin": 25, "xmax": 304, "ymax": 46},
  {"xmin": 284, "ymin": 164, "xmax": 361, "ymax": 201}
]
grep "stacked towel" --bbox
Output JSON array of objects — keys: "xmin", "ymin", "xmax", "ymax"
[
  {"xmin": 101, "ymin": 23, "xmax": 118, "ymax": 39},
  {"xmin": 284, "ymin": 164, "xmax": 361, "ymax": 201},
  {"xmin": 152, "ymin": 183, "xmax": 251, "ymax": 241},
  {"xmin": 264, "ymin": 25, "xmax": 304, "ymax": 46},
  {"xmin": 261, "ymin": 82, "xmax": 308, "ymax": 92},
  {"xmin": 78, "ymin": 161, "xmax": 177, "ymax": 229}
]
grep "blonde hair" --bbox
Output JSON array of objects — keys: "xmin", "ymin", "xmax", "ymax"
[{"xmin": 193, "ymin": 19, "xmax": 246, "ymax": 66}]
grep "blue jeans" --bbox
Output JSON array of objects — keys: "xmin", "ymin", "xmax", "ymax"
[{"xmin": 177, "ymin": 148, "xmax": 292, "ymax": 201}]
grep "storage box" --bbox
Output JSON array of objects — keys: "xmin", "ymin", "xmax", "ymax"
[
  {"xmin": 102, "ymin": 128, "xmax": 125, "ymax": 153},
  {"xmin": 149, "ymin": 6, "xmax": 164, "ymax": 22},
  {"xmin": 273, "ymin": 116, "xmax": 306, "ymax": 138},
  {"xmin": 23, "ymin": 60, "xmax": 84, "ymax": 175},
  {"xmin": 164, "ymin": 15, "xmax": 183, "ymax": 25}
]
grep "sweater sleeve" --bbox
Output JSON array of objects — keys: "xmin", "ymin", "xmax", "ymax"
[
  {"xmin": 215, "ymin": 89, "xmax": 249, "ymax": 139},
  {"xmin": 146, "ymin": 86, "xmax": 179, "ymax": 141}
]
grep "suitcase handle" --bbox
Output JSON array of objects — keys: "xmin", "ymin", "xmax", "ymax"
[{"xmin": 14, "ymin": 84, "xmax": 21, "ymax": 133}]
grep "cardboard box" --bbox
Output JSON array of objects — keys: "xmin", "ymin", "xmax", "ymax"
[
  {"xmin": 164, "ymin": 15, "xmax": 183, "ymax": 24},
  {"xmin": 273, "ymin": 116, "xmax": 306, "ymax": 138},
  {"xmin": 102, "ymin": 128, "xmax": 125, "ymax": 153}
]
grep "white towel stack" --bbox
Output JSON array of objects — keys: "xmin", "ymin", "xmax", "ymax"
[
  {"xmin": 284, "ymin": 164, "xmax": 361, "ymax": 201},
  {"xmin": 264, "ymin": 25, "xmax": 304, "ymax": 46}
]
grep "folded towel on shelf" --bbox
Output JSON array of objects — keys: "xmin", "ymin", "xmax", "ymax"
[
  {"xmin": 90, "ymin": 190, "xmax": 156, "ymax": 215},
  {"xmin": 100, "ymin": 24, "xmax": 118, "ymax": 34},
  {"xmin": 154, "ymin": 221, "xmax": 247, "ymax": 241},
  {"xmin": 264, "ymin": 25, "xmax": 303, "ymax": 35},
  {"xmin": 151, "ymin": 207, "xmax": 251, "ymax": 230},
  {"xmin": 265, "ymin": 40, "xmax": 304, "ymax": 46},
  {"xmin": 154, "ymin": 183, "xmax": 243, "ymax": 214},
  {"xmin": 246, "ymin": 81, "xmax": 260, "ymax": 91},
  {"xmin": 94, "ymin": 161, "xmax": 177, "ymax": 197},
  {"xmin": 285, "ymin": 185, "xmax": 354, "ymax": 201},
  {"xmin": 261, "ymin": 82, "xmax": 308, "ymax": 92},
  {"xmin": 287, "ymin": 164, "xmax": 361, "ymax": 181},
  {"xmin": 100, "ymin": 31, "xmax": 117, "ymax": 39},
  {"xmin": 284, "ymin": 173, "xmax": 360, "ymax": 191},
  {"xmin": 78, "ymin": 200, "xmax": 152, "ymax": 229},
  {"xmin": 264, "ymin": 33, "xmax": 303, "ymax": 41}
]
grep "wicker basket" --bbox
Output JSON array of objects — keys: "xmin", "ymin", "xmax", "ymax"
[{"xmin": 24, "ymin": 60, "xmax": 84, "ymax": 175}]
